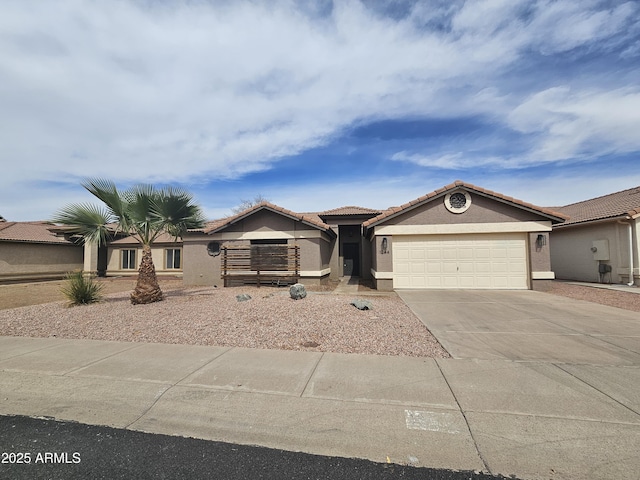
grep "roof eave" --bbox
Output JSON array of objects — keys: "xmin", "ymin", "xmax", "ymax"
[
  {"xmin": 553, "ymin": 214, "xmax": 632, "ymax": 229},
  {"xmin": 206, "ymin": 204, "xmax": 335, "ymax": 236},
  {"xmin": 364, "ymin": 181, "xmax": 567, "ymax": 230}
]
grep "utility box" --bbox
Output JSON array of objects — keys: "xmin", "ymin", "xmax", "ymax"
[
  {"xmin": 592, "ymin": 240, "xmax": 610, "ymax": 261},
  {"xmin": 598, "ymin": 263, "xmax": 612, "ymax": 274}
]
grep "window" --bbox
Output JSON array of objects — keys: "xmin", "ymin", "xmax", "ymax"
[
  {"xmin": 444, "ymin": 190, "xmax": 472, "ymax": 214},
  {"xmin": 166, "ymin": 248, "xmax": 182, "ymax": 269},
  {"xmin": 121, "ymin": 249, "xmax": 136, "ymax": 270}
]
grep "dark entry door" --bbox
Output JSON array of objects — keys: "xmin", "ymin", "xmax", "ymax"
[{"xmin": 343, "ymin": 243, "xmax": 360, "ymax": 276}]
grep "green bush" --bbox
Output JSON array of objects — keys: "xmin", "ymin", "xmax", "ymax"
[{"xmin": 61, "ymin": 271, "xmax": 104, "ymax": 306}]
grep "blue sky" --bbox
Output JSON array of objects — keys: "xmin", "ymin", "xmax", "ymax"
[{"xmin": 1, "ymin": 0, "xmax": 640, "ymax": 221}]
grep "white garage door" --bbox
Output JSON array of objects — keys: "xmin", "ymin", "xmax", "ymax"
[{"xmin": 393, "ymin": 233, "xmax": 528, "ymax": 289}]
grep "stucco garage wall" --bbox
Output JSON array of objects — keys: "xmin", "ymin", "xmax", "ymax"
[
  {"xmin": 529, "ymin": 233, "xmax": 550, "ymax": 272},
  {"xmin": 386, "ymin": 193, "xmax": 544, "ymax": 226},
  {"xmin": 370, "ymin": 235, "xmax": 393, "ymax": 291},
  {"xmin": 0, "ymin": 242, "xmax": 83, "ymax": 282}
]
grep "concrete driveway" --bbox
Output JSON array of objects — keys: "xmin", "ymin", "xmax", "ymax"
[{"xmin": 397, "ymin": 289, "xmax": 640, "ymax": 365}]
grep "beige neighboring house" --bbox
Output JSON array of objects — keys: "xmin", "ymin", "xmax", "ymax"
[
  {"xmin": 0, "ymin": 217, "xmax": 83, "ymax": 282},
  {"xmin": 182, "ymin": 181, "xmax": 567, "ymax": 291},
  {"xmin": 551, "ymin": 186, "xmax": 640, "ymax": 286}
]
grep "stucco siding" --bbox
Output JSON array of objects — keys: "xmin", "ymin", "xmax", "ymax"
[
  {"xmin": 371, "ymin": 235, "xmax": 393, "ymax": 275},
  {"xmin": 182, "ymin": 234, "xmax": 222, "ymax": 286},
  {"xmin": 223, "ymin": 209, "xmax": 298, "ymax": 234},
  {"xmin": 320, "ymin": 236, "xmax": 332, "ymax": 269},
  {"xmin": 0, "ymin": 242, "xmax": 83, "ymax": 282},
  {"xmin": 183, "ymin": 231, "xmax": 332, "ymax": 286},
  {"xmin": 551, "ymin": 222, "xmax": 636, "ymax": 284},
  {"xmin": 529, "ymin": 232, "xmax": 552, "ymax": 273},
  {"xmin": 386, "ymin": 193, "xmax": 550, "ymax": 226},
  {"xmin": 297, "ymin": 238, "xmax": 322, "ymax": 272},
  {"xmin": 107, "ymin": 243, "xmax": 183, "ymax": 277}
]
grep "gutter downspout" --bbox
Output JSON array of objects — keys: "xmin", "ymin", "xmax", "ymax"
[{"xmin": 618, "ymin": 219, "xmax": 635, "ymax": 286}]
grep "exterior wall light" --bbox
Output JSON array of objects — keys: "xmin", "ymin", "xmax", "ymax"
[{"xmin": 381, "ymin": 237, "xmax": 388, "ymax": 254}]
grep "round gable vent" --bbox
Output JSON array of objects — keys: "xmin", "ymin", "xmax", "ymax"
[{"xmin": 444, "ymin": 191, "xmax": 471, "ymax": 214}]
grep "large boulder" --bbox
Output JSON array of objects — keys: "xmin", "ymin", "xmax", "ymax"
[
  {"xmin": 289, "ymin": 283, "xmax": 307, "ymax": 300},
  {"xmin": 350, "ymin": 299, "xmax": 373, "ymax": 310}
]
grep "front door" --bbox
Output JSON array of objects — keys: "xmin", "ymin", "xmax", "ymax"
[{"xmin": 343, "ymin": 243, "xmax": 360, "ymax": 276}]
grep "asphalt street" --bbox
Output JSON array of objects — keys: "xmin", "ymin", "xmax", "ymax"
[{"xmin": 0, "ymin": 415, "xmax": 517, "ymax": 480}]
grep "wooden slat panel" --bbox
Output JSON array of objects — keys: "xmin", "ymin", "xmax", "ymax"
[{"xmin": 222, "ymin": 245, "xmax": 300, "ymax": 287}]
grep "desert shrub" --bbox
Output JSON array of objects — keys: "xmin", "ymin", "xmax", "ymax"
[{"xmin": 61, "ymin": 271, "xmax": 104, "ymax": 306}]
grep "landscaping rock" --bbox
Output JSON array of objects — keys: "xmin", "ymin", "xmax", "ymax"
[
  {"xmin": 236, "ymin": 294, "xmax": 252, "ymax": 302},
  {"xmin": 289, "ymin": 283, "xmax": 307, "ymax": 300},
  {"xmin": 350, "ymin": 299, "xmax": 373, "ymax": 310}
]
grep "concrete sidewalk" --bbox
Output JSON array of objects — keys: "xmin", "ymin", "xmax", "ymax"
[{"xmin": 1, "ymin": 336, "xmax": 639, "ymax": 479}]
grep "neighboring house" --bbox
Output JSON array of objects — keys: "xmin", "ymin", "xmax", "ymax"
[
  {"xmin": 182, "ymin": 181, "xmax": 567, "ymax": 291},
  {"xmin": 0, "ymin": 218, "xmax": 83, "ymax": 282},
  {"xmin": 551, "ymin": 186, "xmax": 640, "ymax": 286}
]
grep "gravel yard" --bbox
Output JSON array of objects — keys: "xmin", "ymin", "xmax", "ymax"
[
  {"xmin": 547, "ymin": 282, "xmax": 640, "ymax": 312},
  {"xmin": 1, "ymin": 279, "xmax": 637, "ymax": 358},
  {"xmin": 0, "ymin": 284, "xmax": 450, "ymax": 358}
]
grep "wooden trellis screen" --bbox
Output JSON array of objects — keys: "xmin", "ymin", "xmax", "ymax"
[{"xmin": 222, "ymin": 244, "xmax": 300, "ymax": 287}]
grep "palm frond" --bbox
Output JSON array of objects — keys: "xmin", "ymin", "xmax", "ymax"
[
  {"xmin": 82, "ymin": 178, "xmax": 129, "ymax": 233},
  {"xmin": 51, "ymin": 203, "xmax": 113, "ymax": 245},
  {"xmin": 122, "ymin": 184, "xmax": 161, "ymax": 244},
  {"xmin": 151, "ymin": 186, "xmax": 206, "ymax": 241}
]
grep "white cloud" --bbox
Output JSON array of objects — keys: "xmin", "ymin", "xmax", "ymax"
[
  {"xmin": 527, "ymin": 0, "xmax": 637, "ymax": 55},
  {"xmin": 0, "ymin": 0, "xmax": 638, "ymax": 219},
  {"xmin": 509, "ymin": 86, "xmax": 640, "ymax": 161}
]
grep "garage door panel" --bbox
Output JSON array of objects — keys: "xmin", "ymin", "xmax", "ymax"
[
  {"xmin": 443, "ymin": 250, "xmax": 457, "ymax": 260},
  {"xmin": 411, "ymin": 262, "xmax": 425, "ymax": 274},
  {"xmin": 393, "ymin": 233, "xmax": 528, "ymax": 290},
  {"xmin": 410, "ymin": 249, "xmax": 425, "ymax": 260},
  {"xmin": 476, "ymin": 262, "xmax": 492, "ymax": 274},
  {"xmin": 442, "ymin": 261, "xmax": 458, "ymax": 274}
]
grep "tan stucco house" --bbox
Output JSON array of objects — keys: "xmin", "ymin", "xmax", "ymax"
[
  {"xmin": 181, "ymin": 181, "xmax": 566, "ymax": 291},
  {"xmin": 0, "ymin": 218, "xmax": 83, "ymax": 282},
  {"xmin": 5, "ymin": 180, "xmax": 573, "ymax": 291},
  {"xmin": 551, "ymin": 186, "xmax": 640, "ymax": 286}
]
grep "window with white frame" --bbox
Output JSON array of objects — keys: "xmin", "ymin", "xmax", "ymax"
[
  {"xmin": 166, "ymin": 248, "xmax": 182, "ymax": 269},
  {"xmin": 121, "ymin": 249, "xmax": 137, "ymax": 270}
]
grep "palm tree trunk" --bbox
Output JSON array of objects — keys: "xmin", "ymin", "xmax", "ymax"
[{"xmin": 131, "ymin": 244, "xmax": 163, "ymax": 304}]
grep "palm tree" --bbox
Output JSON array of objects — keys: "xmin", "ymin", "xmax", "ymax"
[{"xmin": 53, "ymin": 179, "xmax": 206, "ymax": 304}]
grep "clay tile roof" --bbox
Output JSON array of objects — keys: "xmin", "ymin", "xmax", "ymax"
[
  {"xmin": 204, "ymin": 201, "xmax": 333, "ymax": 234},
  {"xmin": 0, "ymin": 221, "xmax": 77, "ymax": 245},
  {"xmin": 554, "ymin": 185, "xmax": 640, "ymax": 226},
  {"xmin": 363, "ymin": 180, "xmax": 568, "ymax": 228},
  {"xmin": 319, "ymin": 206, "xmax": 382, "ymax": 216}
]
